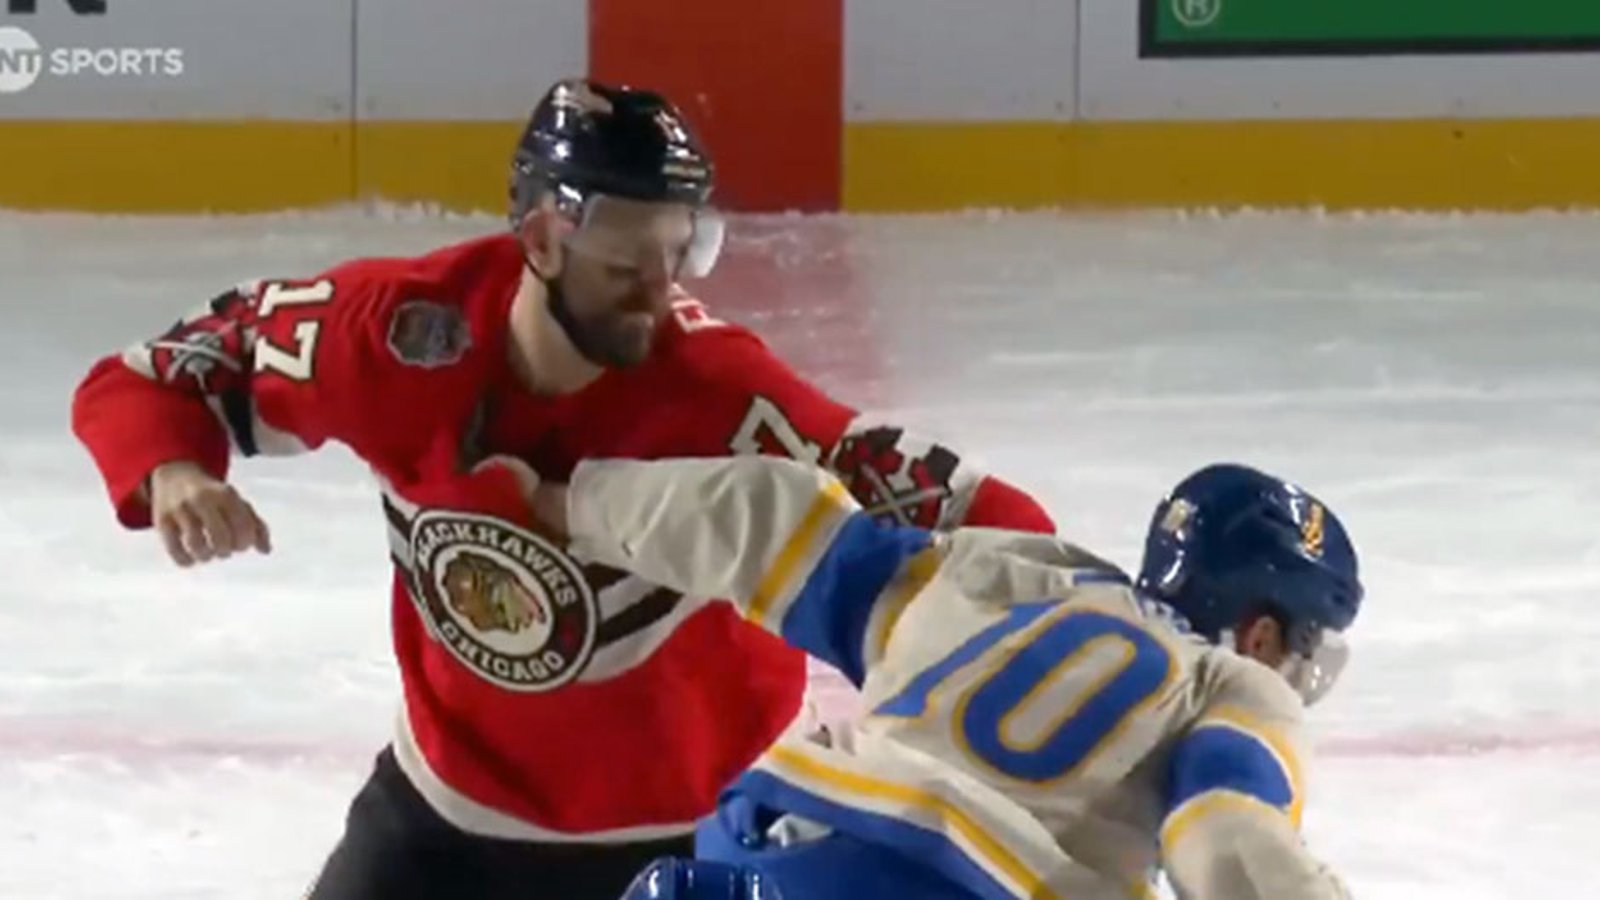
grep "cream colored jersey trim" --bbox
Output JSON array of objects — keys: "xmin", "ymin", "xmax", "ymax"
[{"xmin": 1159, "ymin": 792, "xmax": 1349, "ymax": 900}]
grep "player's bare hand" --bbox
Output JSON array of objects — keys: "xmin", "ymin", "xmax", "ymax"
[
  {"xmin": 471, "ymin": 454, "xmax": 569, "ymax": 540},
  {"xmin": 530, "ymin": 482, "xmax": 570, "ymax": 541},
  {"xmin": 147, "ymin": 460, "xmax": 273, "ymax": 567}
]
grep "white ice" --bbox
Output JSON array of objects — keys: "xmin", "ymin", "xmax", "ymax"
[{"xmin": 2, "ymin": 206, "xmax": 1597, "ymax": 898}]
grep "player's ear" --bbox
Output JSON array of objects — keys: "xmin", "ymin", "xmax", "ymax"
[
  {"xmin": 1235, "ymin": 612, "xmax": 1288, "ymax": 668},
  {"xmin": 517, "ymin": 197, "xmax": 567, "ymax": 277}
]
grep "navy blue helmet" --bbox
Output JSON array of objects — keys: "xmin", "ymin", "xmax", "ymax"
[
  {"xmin": 509, "ymin": 79, "xmax": 714, "ymax": 227},
  {"xmin": 1136, "ymin": 463, "xmax": 1362, "ymax": 701},
  {"xmin": 504, "ymin": 79, "xmax": 727, "ymax": 368}
]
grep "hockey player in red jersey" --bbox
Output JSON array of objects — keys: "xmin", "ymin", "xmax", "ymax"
[{"xmin": 70, "ymin": 80, "xmax": 1054, "ymax": 899}]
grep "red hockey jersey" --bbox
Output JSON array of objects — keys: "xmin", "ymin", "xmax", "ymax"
[{"xmin": 72, "ymin": 233, "xmax": 1056, "ymax": 841}]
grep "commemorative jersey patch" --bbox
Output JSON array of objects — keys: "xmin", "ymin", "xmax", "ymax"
[{"xmin": 387, "ymin": 300, "xmax": 471, "ymax": 368}]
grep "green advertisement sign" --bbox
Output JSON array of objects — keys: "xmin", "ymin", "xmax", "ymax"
[{"xmin": 1142, "ymin": 0, "xmax": 1600, "ymax": 57}]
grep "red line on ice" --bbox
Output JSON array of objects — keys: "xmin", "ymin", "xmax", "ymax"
[
  {"xmin": 1317, "ymin": 727, "xmax": 1600, "ymax": 758},
  {"xmin": 0, "ymin": 722, "xmax": 368, "ymax": 765}
]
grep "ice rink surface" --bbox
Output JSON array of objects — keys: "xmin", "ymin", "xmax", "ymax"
[{"xmin": 3, "ymin": 206, "xmax": 1598, "ymax": 897}]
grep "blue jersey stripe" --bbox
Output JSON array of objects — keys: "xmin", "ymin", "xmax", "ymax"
[
  {"xmin": 1166, "ymin": 724, "xmax": 1295, "ymax": 815},
  {"xmin": 777, "ymin": 512, "xmax": 932, "ymax": 687}
]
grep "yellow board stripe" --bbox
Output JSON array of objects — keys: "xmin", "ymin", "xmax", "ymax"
[
  {"xmin": 746, "ymin": 478, "xmax": 854, "ymax": 629},
  {"xmin": 766, "ymin": 743, "xmax": 1057, "ymax": 900},
  {"xmin": 0, "ymin": 119, "xmax": 521, "ymax": 214},
  {"xmin": 0, "ymin": 120, "xmax": 353, "ymax": 213},
  {"xmin": 844, "ymin": 117, "xmax": 1600, "ymax": 213},
  {"xmin": 355, "ymin": 119, "xmax": 525, "ymax": 212},
  {"xmin": 9, "ymin": 117, "xmax": 1600, "ymax": 214}
]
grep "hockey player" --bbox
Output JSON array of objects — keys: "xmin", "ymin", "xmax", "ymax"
[
  {"xmin": 69, "ymin": 80, "xmax": 1054, "ymax": 900},
  {"xmin": 523, "ymin": 456, "xmax": 1360, "ymax": 899}
]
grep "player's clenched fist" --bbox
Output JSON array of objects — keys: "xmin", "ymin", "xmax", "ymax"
[
  {"xmin": 529, "ymin": 481, "xmax": 569, "ymax": 541},
  {"xmin": 472, "ymin": 454, "xmax": 569, "ymax": 541},
  {"xmin": 146, "ymin": 460, "xmax": 273, "ymax": 567}
]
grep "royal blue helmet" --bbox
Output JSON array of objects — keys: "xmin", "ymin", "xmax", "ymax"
[
  {"xmin": 1136, "ymin": 464, "xmax": 1362, "ymax": 701},
  {"xmin": 620, "ymin": 857, "xmax": 783, "ymax": 900}
]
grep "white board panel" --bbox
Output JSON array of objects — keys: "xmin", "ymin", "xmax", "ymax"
[
  {"xmin": 356, "ymin": 0, "xmax": 585, "ymax": 121},
  {"xmin": 1079, "ymin": 0, "xmax": 1600, "ymax": 121},
  {"xmin": 845, "ymin": 0, "xmax": 1078, "ymax": 121},
  {"xmin": 0, "ymin": 1, "xmax": 351, "ymax": 119}
]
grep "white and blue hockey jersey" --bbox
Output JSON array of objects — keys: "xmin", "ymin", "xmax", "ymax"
[{"xmin": 564, "ymin": 456, "xmax": 1349, "ymax": 900}]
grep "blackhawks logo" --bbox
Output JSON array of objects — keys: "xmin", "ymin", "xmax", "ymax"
[{"xmin": 408, "ymin": 510, "xmax": 597, "ymax": 692}]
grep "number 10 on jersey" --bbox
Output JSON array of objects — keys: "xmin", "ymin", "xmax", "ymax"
[{"xmin": 875, "ymin": 605, "xmax": 1176, "ymax": 784}]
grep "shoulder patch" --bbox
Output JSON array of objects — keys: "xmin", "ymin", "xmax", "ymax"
[{"xmin": 387, "ymin": 300, "xmax": 471, "ymax": 368}]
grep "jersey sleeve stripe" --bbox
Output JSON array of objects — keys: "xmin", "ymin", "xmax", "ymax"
[
  {"xmin": 775, "ymin": 513, "xmax": 933, "ymax": 686},
  {"xmin": 1166, "ymin": 724, "xmax": 1295, "ymax": 815},
  {"xmin": 1193, "ymin": 706, "xmax": 1306, "ymax": 827},
  {"xmin": 747, "ymin": 477, "xmax": 856, "ymax": 628},
  {"xmin": 1159, "ymin": 790, "xmax": 1287, "ymax": 855},
  {"xmin": 865, "ymin": 545, "xmax": 943, "ymax": 665}
]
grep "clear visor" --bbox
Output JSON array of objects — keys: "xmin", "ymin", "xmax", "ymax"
[
  {"xmin": 561, "ymin": 194, "xmax": 725, "ymax": 279},
  {"xmin": 1278, "ymin": 630, "xmax": 1349, "ymax": 707}
]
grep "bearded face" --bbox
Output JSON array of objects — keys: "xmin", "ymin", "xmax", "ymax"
[
  {"xmin": 528, "ymin": 194, "xmax": 715, "ymax": 369},
  {"xmin": 543, "ymin": 254, "xmax": 671, "ymax": 369}
]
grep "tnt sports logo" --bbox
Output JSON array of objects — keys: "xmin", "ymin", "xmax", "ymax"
[
  {"xmin": 1172, "ymin": 0, "xmax": 1221, "ymax": 29},
  {"xmin": 407, "ymin": 510, "xmax": 599, "ymax": 692},
  {"xmin": 0, "ymin": 25, "xmax": 183, "ymax": 94},
  {"xmin": 0, "ymin": 26, "xmax": 38, "ymax": 92}
]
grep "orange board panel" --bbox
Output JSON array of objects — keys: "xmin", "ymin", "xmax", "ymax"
[{"xmin": 590, "ymin": 0, "xmax": 842, "ymax": 212}]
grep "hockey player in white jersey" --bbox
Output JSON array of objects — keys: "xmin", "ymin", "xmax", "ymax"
[{"xmin": 530, "ymin": 455, "xmax": 1361, "ymax": 900}]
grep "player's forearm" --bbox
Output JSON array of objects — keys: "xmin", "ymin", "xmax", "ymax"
[
  {"xmin": 567, "ymin": 456, "xmax": 860, "ymax": 608},
  {"xmin": 566, "ymin": 456, "xmax": 933, "ymax": 684},
  {"xmin": 72, "ymin": 356, "xmax": 232, "ymax": 528},
  {"xmin": 1163, "ymin": 806, "xmax": 1349, "ymax": 900}
]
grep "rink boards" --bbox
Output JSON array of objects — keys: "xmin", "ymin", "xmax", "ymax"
[{"xmin": 3, "ymin": 0, "xmax": 1600, "ymax": 213}]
